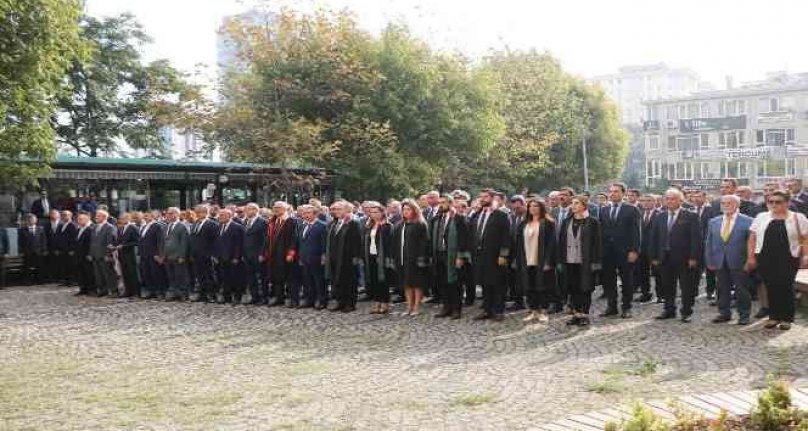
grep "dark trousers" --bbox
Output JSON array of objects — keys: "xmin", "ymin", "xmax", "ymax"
[
  {"xmin": 244, "ymin": 256, "xmax": 265, "ymax": 303},
  {"xmin": 759, "ymin": 256, "xmax": 798, "ymax": 323},
  {"xmin": 601, "ymin": 258, "xmax": 635, "ymax": 311},
  {"xmin": 299, "ymin": 262, "xmax": 326, "ymax": 306},
  {"xmin": 637, "ymin": 255, "xmax": 659, "ymax": 297},
  {"xmin": 334, "ymin": 278, "xmax": 357, "ymax": 308},
  {"xmin": 217, "ymin": 260, "xmax": 244, "ymax": 301},
  {"xmin": 435, "ymin": 254, "xmax": 462, "ymax": 312},
  {"xmin": 118, "ymin": 250, "xmax": 139, "ymax": 297},
  {"xmin": 270, "ymin": 263, "xmax": 290, "ymax": 301},
  {"xmin": 192, "ymin": 255, "xmax": 216, "ymax": 300},
  {"xmin": 565, "ymin": 264, "xmax": 591, "ymax": 314},
  {"xmin": 139, "ymin": 256, "xmax": 167, "ymax": 296},
  {"xmin": 92, "ymin": 257, "xmax": 118, "ymax": 295},
  {"xmin": 658, "ymin": 259, "xmax": 696, "ymax": 316},
  {"xmin": 525, "ymin": 266, "xmax": 552, "ymax": 310},
  {"xmin": 45, "ymin": 251, "xmax": 60, "ymax": 281},
  {"xmin": 366, "ymin": 256, "xmax": 391, "ymax": 303},
  {"xmin": 59, "ymin": 252, "xmax": 75, "ymax": 284},
  {"xmin": 716, "ymin": 263, "xmax": 751, "ymax": 319},
  {"xmin": 75, "ymin": 256, "xmax": 94, "ymax": 293},
  {"xmin": 21, "ymin": 254, "xmax": 43, "ymax": 284},
  {"xmin": 165, "ymin": 260, "xmax": 190, "ymax": 297},
  {"xmin": 552, "ymin": 268, "xmax": 569, "ymax": 308},
  {"xmin": 506, "ymin": 265, "xmax": 523, "ymax": 304},
  {"xmin": 705, "ymin": 268, "xmax": 717, "ymax": 296},
  {"xmin": 462, "ymin": 263, "xmax": 475, "ymax": 304}
]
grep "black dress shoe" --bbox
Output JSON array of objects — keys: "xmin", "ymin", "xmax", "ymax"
[
  {"xmin": 297, "ymin": 303, "xmax": 314, "ymax": 309},
  {"xmin": 435, "ymin": 309, "xmax": 451, "ymax": 318},
  {"xmin": 578, "ymin": 317, "xmax": 590, "ymax": 326},
  {"xmin": 636, "ymin": 294, "xmax": 653, "ymax": 303},
  {"xmin": 328, "ymin": 305, "xmax": 344, "ymax": 312},
  {"xmin": 340, "ymin": 306, "xmax": 356, "ymax": 313},
  {"xmin": 472, "ymin": 313, "xmax": 490, "ymax": 321},
  {"xmin": 287, "ymin": 303, "xmax": 298, "ymax": 309},
  {"xmin": 74, "ymin": 291, "xmax": 86, "ymax": 296},
  {"xmin": 712, "ymin": 315, "xmax": 731, "ymax": 323},
  {"xmin": 655, "ymin": 312, "xmax": 676, "ymax": 320},
  {"xmin": 450, "ymin": 312, "xmax": 462, "ymax": 320},
  {"xmin": 267, "ymin": 298, "xmax": 284, "ymax": 307},
  {"xmin": 95, "ymin": 291, "xmax": 107, "ymax": 297},
  {"xmin": 737, "ymin": 317, "xmax": 751, "ymax": 326},
  {"xmin": 191, "ymin": 296, "xmax": 207, "ymax": 303},
  {"xmin": 566, "ymin": 316, "xmax": 581, "ymax": 326},
  {"xmin": 424, "ymin": 297, "xmax": 439, "ymax": 304},
  {"xmin": 490, "ymin": 314, "xmax": 504, "ymax": 322},
  {"xmin": 314, "ymin": 304, "xmax": 326, "ymax": 310},
  {"xmin": 505, "ymin": 302, "xmax": 526, "ymax": 312},
  {"xmin": 680, "ymin": 315, "xmax": 692, "ymax": 323},
  {"xmin": 620, "ymin": 311, "xmax": 632, "ymax": 319},
  {"xmin": 754, "ymin": 308, "xmax": 769, "ymax": 319},
  {"xmin": 464, "ymin": 299, "xmax": 475, "ymax": 306},
  {"xmin": 599, "ymin": 309, "xmax": 618, "ymax": 317},
  {"xmin": 655, "ymin": 297, "xmax": 665, "ymax": 304}
]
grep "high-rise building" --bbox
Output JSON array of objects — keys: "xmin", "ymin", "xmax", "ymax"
[{"xmin": 642, "ymin": 72, "xmax": 808, "ymax": 190}]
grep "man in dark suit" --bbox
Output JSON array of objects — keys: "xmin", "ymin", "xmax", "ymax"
[
  {"xmin": 0, "ymin": 226, "xmax": 8, "ymax": 289},
  {"xmin": 326, "ymin": 201, "xmax": 362, "ymax": 312},
  {"xmin": 113, "ymin": 213, "xmax": 140, "ymax": 297},
  {"xmin": 138, "ymin": 210, "xmax": 167, "ymax": 299},
  {"xmin": 74, "ymin": 212, "xmax": 94, "ymax": 295},
  {"xmin": 190, "ymin": 205, "xmax": 218, "ymax": 302},
  {"xmin": 43, "ymin": 209, "xmax": 62, "ymax": 282},
  {"xmin": 55, "ymin": 210, "xmax": 77, "ymax": 286},
  {"xmin": 549, "ymin": 186, "xmax": 575, "ymax": 313},
  {"xmin": 386, "ymin": 200, "xmax": 402, "ymax": 225},
  {"xmin": 650, "ymin": 189, "xmax": 702, "ymax": 322},
  {"xmin": 242, "ymin": 203, "xmax": 268, "ymax": 305},
  {"xmin": 472, "ymin": 189, "xmax": 511, "ymax": 322},
  {"xmin": 688, "ymin": 190, "xmax": 714, "ymax": 304},
  {"xmin": 162, "ymin": 207, "xmax": 190, "ymax": 301},
  {"xmin": 294, "ymin": 205, "xmax": 328, "ymax": 309},
  {"xmin": 267, "ymin": 201, "xmax": 297, "ymax": 307},
  {"xmin": 599, "ymin": 183, "xmax": 641, "ymax": 318},
  {"xmin": 29, "ymin": 190, "xmax": 51, "ymax": 220},
  {"xmin": 214, "ymin": 209, "xmax": 245, "ymax": 304},
  {"xmin": 89, "ymin": 210, "xmax": 118, "ymax": 296},
  {"xmin": 431, "ymin": 194, "xmax": 471, "ymax": 319},
  {"xmin": 505, "ymin": 195, "xmax": 527, "ymax": 311},
  {"xmin": 636, "ymin": 195, "xmax": 658, "ymax": 303},
  {"xmin": 18, "ymin": 214, "xmax": 47, "ymax": 284},
  {"xmin": 787, "ymin": 178, "xmax": 808, "ymax": 215}
]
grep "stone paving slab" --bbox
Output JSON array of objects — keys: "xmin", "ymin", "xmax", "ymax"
[{"xmin": 2, "ymin": 284, "xmax": 808, "ymax": 430}]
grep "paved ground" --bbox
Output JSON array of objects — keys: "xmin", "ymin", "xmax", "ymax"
[{"xmin": 2, "ymin": 285, "xmax": 808, "ymax": 431}]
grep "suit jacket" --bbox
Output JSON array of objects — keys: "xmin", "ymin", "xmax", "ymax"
[
  {"xmin": 297, "ymin": 219, "xmax": 327, "ymax": 266},
  {"xmin": 557, "ymin": 216, "xmax": 602, "ymax": 292},
  {"xmin": 190, "ymin": 218, "xmax": 219, "ymax": 258},
  {"xmin": 138, "ymin": 222, "xmax": 165, "ymax": 258},
  {"xmin": 115, "ymin": 224, "xmax": 139, "ymax": 252},
  {"xmin": 18, "ymin": 225, "xmax": 47, "ymax": 255},
  {"xmin": 215, "ymin": 221, "xmax": 244, "ymax": 262},
  {"xmin": 708, "ymin": 198, "xmax": 755, "ymax": 219},
  {"xmin": 551, "ymin": 206, "xmax": 573, "ymax": 238},
  {"xmin": 30, "ymin": 198, "xmax": 51, "ymax": 219},
  {"xmin": 44, "ymin": 220, "xmax": 61, "ymax": 251},
  {"xmin": 325, "ymin": 218, "xmax": 362, "ymax": 284},
  {"xmin": 599, "ymin": 202, "xmax": 640, "ymax": 264},
  {"xmin": 649, "ymin": 208, "xmax": 702, "ymax": 266},
  {"xmin": 690, "ymin": 206, "xmax": 712, "ymax": 237},
  {"xmin": 266, "ymin": 217, "xmax": 297, "ymax": 264},
  {"xmin": 89, "ymin": 222, "xmax": 116, "ymax": 259},
  {"xmin": 242, "ymin": 216, "xmax": 268, "ymax": 259},
  {"xmin": 162, "ymin": 222, "xmax": 190, "ymax": 260},
  {"xmin": 75, "ymin": 224, "xmax": 92, "ymax": 259},
  {"xmin": 704, "ymin": 213, "xmax": 753, "ymax": 270},
  {"xmin": 471, "ymin": 208, "xmax": 510, "ymax": 286},
  {"xmin": 0, "ymin": 228, "xmax": 8, "ymax": 255},
  {"xmin": 639, "ymin": 209, "xmax": 656, "ymax": 256},
  {"xmin": 55, "ymin": 222, "xmax": 78, "ymax": 254}
]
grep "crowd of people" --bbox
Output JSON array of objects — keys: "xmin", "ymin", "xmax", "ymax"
[{"xmin": 8, "ymin": 177, "xmax": 808, "ymax": 330}]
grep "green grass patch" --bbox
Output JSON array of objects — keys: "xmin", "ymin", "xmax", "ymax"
[{"xmin": 450, "ymin": 392, "xmax": 497, "ymax": 407}]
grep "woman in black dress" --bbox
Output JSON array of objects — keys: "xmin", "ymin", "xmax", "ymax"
[
  {"xmin": 362, "ymin": 201, "xmax": 393, "ymax": 314},
  {"xmin": 390, "ymin": 199, "xmax": 429, "ymax": 316},
  {"xmin": 557, "ymin": 196, "xmax": 601, "ymax": 327},
  {"xmin": 748, "ymin": 190, "xmax": 808, "ymax": 330}
]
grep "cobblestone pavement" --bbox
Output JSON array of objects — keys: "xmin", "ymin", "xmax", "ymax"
[{"xmin": 2, "ymin": 285, "xmax": 808, "ymax": 431}]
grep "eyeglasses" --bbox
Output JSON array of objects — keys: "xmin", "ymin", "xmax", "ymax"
[{"xmin": 768, "ymin": 199, "xmax": 786, "ymax": 205}]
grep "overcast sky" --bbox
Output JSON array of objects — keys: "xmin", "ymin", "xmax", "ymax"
[{"xmin": 85, "ymin": 0, "xmax": 808, "ymax": 87}]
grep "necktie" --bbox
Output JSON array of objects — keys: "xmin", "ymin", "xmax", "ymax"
[
  {"xmin": 667, "ymin": 211, "xmax": 676, "ymax": 231},
  {"xmin": 644, "ymin": 211, "xmax": 650, "ymax": 225},
  {"xmin": 610, "ymin": 204, "xmax": 618, "ymax": 221},
  {"xmin": 477, "ymin": 211, "xmax": 489, "ymax": 238},
  {"xmin": 721, "ymin": 215, "xmax": 732, "ymax": 242},
  {"xmin": 302, "ymin": 223, "xmax": 311, "ymax": 239}
]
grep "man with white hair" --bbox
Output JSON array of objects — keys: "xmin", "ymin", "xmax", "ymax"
[
  {"xmin": 649, "ymin": 188, "xmax": 702, "ymax": 322},
  {"xmin": 704, "ymin": 194, "xmax": 753, "ymax": 325},
  {"xmin": 242, "ymin": 202, "xmax": 268, "ymax": 304},
  {"xmin": 89, "ymin": 209, "xmax": 118, "ymax": 297},
  {"xmin": 326, "ymin": 200, "xmax": 362, "ymax": 312}
]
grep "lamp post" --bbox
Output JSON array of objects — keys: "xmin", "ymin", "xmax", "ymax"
[{"xmin": 582, "ymin": 132, "xmax": 590, "ymax": 191}]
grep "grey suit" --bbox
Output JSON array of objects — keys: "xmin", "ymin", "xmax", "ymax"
[
  {"xmin": 90, "ymin": 222, "xmax": 118, "ymax": 295},
  {"xmin": 163, "ymin": 221, "xmax": 190, "ymax": 298}
]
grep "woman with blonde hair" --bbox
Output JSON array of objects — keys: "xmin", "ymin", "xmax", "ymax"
[{"xmin": 391, "ymin": 199, "xmax": 429, "ymax": 316}]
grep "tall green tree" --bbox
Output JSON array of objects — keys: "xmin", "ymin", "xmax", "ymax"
[
  {"xmin": 56, "ymin": 14, "xmax": 200, "ymax": 157},
  {"xmin": 0, "ymin": 0, "xmax": 84, "ymax": 184},
  {"xmin": 213, "ymin": 9, "xmax": 503, "ymax": 199}
]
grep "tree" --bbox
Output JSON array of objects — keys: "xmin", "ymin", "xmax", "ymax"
[
  {"xmin": 476, "ymin": 51, "xmax": 629, "ymax": 193},
  {"xmin": 56, "ymin": 14, "xmax": 200, "ymax": 157},
  {"xmin": 0, "ymin": 0, "xmax": 84, "ymax": 184}
]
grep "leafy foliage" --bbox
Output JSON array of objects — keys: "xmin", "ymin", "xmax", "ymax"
[
  {"xmin": 55, "ymin": 14, "xmax": 201, "ymax": 157},
  {"xmin": 0, "ymin": 0, "xmax": 84, "ymax": 184}
]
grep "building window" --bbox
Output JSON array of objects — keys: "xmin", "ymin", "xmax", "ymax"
[
  {"xmin": 756, "ymin": 129, "xmax": 764, "ymax": 145},
  {"xmin": 675, "ymin": 162, "xmax": 694, "ymax": 180},
  {"xmin": 648, "ymin": 135, "xmax": 659, "ymax": 150},
  {"xmin": 700, "ymin": 102, "xmax": 711, "ymax": 118},
  {"xmin": 700, "ymin": 134, "xmax": 710, "ymax": 150},
  {"xmin": 701, "ymin": 162, "xmax": 719, "ymax": 179},
  {"xmin": 738, "ymin": 131, "xmax": 746, "ymax": 147},
  {"xmin": 667, "ymin": 136, "xmax": 677, "ymax": 151},
  {"xmin": 647, "ymin": 160, "xmax": 662, "ymax": 178},
  {"xmin": 718, "ymin": 101, "xmax": 726, "ymax": 117},
  {"xmin": 770, "ymin": 97, "xmax": 780, "ymax": 112},
  {"xmin": 787, "ymin": 158, "xmax": 797, "ymax": 176},
  {"xmin": 665, "ymin": 106, "xmax": 678, "ymax": 121},
  {"xmin": 787, "ymin": 128, "xmax": 796, "ymax": 143},
  {"xmin": 766, "ymin": 129, "xmax": 786, "ymax": 146},
  {"xmin": 725, "ymin": 132, "xmax": 738, "ymax": 149},
  {"xmin": 757, "ymin": 159, "xmax": 786, "ymax": 177},
  {"xmin": 718, "ymin": 133, "xmax": 726, "ymax": 149}
]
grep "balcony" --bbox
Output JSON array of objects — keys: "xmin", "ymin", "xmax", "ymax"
[
  {"xmin": 643, "ymin": 120, "xmax": 660, "ymax": 131},
  {"xmin": 758, "ymin": 110, "xmax": 794, "ymax": 124}
]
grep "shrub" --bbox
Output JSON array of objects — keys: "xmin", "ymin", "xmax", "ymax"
[{"xmin": 750, "ymin": 378, "xmax": 798, "ymax": 431}]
